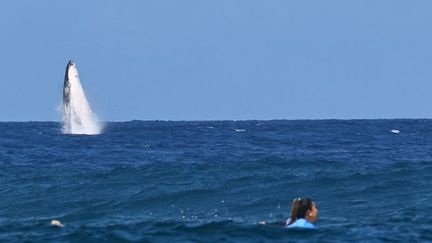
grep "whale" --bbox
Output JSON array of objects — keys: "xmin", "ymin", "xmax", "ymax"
[
  {"xmin": 63, "ymin": 60, "xmax": 74, "ymax": 112},
  {"xmin": 62, "ymin": 60, "xmax": 101, "ymax": 135}
]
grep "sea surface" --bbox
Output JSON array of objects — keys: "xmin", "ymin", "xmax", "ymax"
[{"xmin": 1, "ymin": 120, "xmax": 432, "ymax": 242}]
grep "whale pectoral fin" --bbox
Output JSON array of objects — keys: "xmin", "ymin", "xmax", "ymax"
[
  {"xmin": 71, "ymin": 109, "xmax": 82, "ymax": 125},
  {"xmin": 73, "ymin": 114, "xmax": 82, "ymax": 125},
  {"xmin": 74, "ymin": 117, "xmax": 82, "ymax": 125}
]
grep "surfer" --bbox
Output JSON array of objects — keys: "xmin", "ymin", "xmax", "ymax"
[{"xmin": 259, "ymin": 197, "xmax": 318, "ymax": 229}]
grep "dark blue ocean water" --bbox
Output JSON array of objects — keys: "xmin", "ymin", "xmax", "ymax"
[{"xmin": 1, "ymin": 120, "xmax": 432, "ymax": 242}]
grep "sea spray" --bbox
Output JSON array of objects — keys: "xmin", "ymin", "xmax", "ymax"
[{"xmin": 62, "ymin": 60, "xmax": 102, "ymax": 135}]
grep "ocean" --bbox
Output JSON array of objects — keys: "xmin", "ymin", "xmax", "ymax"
[{"xmin": 1, "ymin": 120, "xmax": 432, "ymax": 242}]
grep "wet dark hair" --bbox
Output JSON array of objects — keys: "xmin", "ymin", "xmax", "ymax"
[{"xmin": 287, "ymin": 197, "xmax": 314, "ymax": 225}]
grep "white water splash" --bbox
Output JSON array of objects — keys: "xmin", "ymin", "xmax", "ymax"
[{"xmin": 62, "ymin": 61, "xmax": 102, "ymax": 135}]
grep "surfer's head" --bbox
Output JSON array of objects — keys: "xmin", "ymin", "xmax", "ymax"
[{"xmin": 288, "ymin": 197, "xmax": 318, "ymax": 225}]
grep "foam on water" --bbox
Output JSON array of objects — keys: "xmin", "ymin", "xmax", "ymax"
[{"xmin": 62, "ymin": 61, "xmax": 102, "ymax": 135}]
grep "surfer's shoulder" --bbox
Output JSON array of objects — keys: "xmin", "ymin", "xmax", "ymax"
[{"xmin": 286, "ymin": 218, "xmax": 316, "ymax": 229}]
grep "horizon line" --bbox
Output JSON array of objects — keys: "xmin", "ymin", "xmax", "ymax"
[{"xmin": 1, "ymin": 117, "xmax": 432, "ymax": 122}]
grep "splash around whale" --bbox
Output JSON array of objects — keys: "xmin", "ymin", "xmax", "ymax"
[{"xmin": 62, "ymin": 60, "xmax": 102, "ymax": 135}]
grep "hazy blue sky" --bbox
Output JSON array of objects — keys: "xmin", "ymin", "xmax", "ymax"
[{"xmin": 1, "ymin": 1, "xmax": 432, "ymax": 121}]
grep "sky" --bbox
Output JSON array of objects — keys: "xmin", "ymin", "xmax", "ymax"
[{"xmin": 0, "ymin": 0, "xmax": 432, "ymax": 121}]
